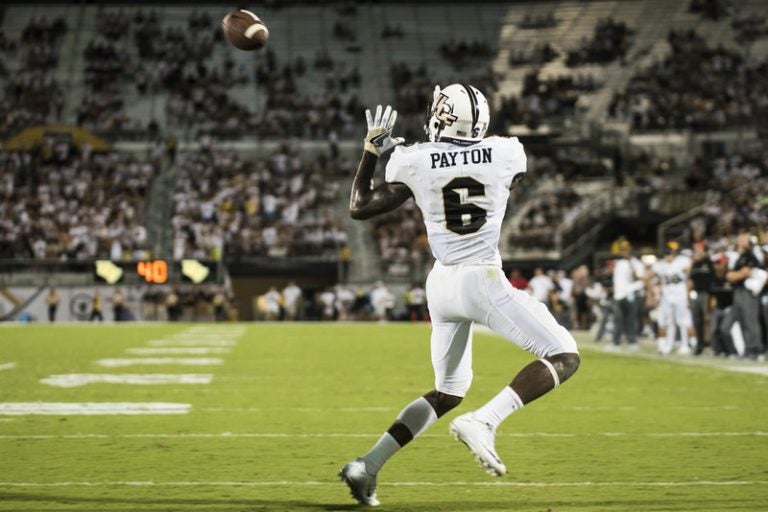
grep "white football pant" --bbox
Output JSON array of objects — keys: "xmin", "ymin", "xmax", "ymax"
[{"xmin": 426, "ymin": 261, "xmax": 578, "ymax": 397}]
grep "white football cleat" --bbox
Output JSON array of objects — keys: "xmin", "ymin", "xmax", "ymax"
[
  {"xmin": 339, "ymin": 458, "xmax": 380, "ymax": 506},
  {"xmin": 449, "ymin": 413, "xmax": 507, "ymax": 476}
]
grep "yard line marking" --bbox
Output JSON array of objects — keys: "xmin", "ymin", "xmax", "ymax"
[
  {"xmin": 96, "ymin": 358, "xmax": 223, "ymax": 367},
  {"xmin": 0, "ymin": 480, "xmax": 764, "ymax": 488},
  {"xmin": 0, "ymin": 403, "xmax": 190, "ymax": 416},
  {"xmin": 182, "ymin": 327, "xmax": 244, "ymax": 333},
  {"xmin": 148, "ymin": 339, "xmax": 237, "ymax": 347},
  {"xmin": 2, "ymin": 431, "xmax": 766, "ymax": 440},
  {"xmin": 200, "ymin": 406, "xmax": 396, "ymax": 413},
  {"xmin": 126, "ymin": 348, "xmax": 231, "ymax": 355},
  {"xmin": 40, "ymin": 373, "xmax": 213, "ymax": 388},
  {"xmin": 0, "ymin": 362, "xmax": 16, "ymax": 371}
]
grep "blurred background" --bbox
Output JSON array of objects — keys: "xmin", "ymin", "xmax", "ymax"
[{"xmin": 1, "ymin": 0, "xmax": 767, "ymax": 326}]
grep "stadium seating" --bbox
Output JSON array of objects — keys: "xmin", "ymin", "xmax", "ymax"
[{"xmin": 1, "ymin": 0, "xmax": 768, "ymax": 282}]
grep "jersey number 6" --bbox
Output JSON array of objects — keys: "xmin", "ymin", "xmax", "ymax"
[{"xmin": 442, "ymin": 177, "xmax": 487, "ymax": 235}]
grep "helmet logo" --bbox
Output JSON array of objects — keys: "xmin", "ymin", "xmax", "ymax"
[{"xmin": 433, "ymin": 93, "xmax": 458, "ymax": 126}]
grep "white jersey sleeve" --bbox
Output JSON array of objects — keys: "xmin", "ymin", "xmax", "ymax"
[
  {"xmin": 384, "ymin": 136, "xmax": 526, "ymax": 266},
  {"xmin": 385, "ymin": 145, "xmax": 413, "ymax": 185}
]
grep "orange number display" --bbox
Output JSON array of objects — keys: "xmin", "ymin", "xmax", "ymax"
[{"xmin": 137, "ymin": 260, "xmax": 169, "ymax": 284}]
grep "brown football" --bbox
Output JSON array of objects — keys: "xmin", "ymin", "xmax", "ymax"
[{"xmin": 222, "ymin": 9, "xmax": 269, "ymax": 51}]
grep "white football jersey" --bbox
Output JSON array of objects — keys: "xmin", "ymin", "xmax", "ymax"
[
  {"xmin": 385, "ymin": 136, "xmax": 526, "ymax": 266},
  {"xmin": 652, "ymin": 256, "xmax": 690, "ymax": 300}
]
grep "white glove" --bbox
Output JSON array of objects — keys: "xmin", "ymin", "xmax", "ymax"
[{"xmin": 364, "ymin": 105, "xmax": 404, "ymax": 157}]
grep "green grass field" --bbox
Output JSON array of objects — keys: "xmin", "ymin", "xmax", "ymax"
[{"xmin": 0, "ymin": 323, "xmax": 767, "ymax": 511}]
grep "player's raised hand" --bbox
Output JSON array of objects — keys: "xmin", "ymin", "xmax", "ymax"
[{"xmin": 363, "ymin": 104, "xmax": 405, "ymax": 157}]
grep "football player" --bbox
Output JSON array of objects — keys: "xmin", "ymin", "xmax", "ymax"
[
  {"xmin": 648, "ymin": 241, "xmax": 693, "ymax": 355},
  {"xmin": 338, "ymin": 84, "xmax": 580, "ymax": 506}
]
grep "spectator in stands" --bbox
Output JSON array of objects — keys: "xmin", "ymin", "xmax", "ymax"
[
  {"xmin": 689, "ymin": 0, "xmax": 732, "ymax": 21},
  {"xmin": 0, "ymin": 146, "xmax": 156, "ymax": 261},
  {"xmin": 566, "ymin": 18, "xmax": 632, "ymax": 67},
  {"xmin": 612, "ymin": 29, "xmax": 768, "ymax": 132},
  {"xmin": 172, "ymin": 145, "xmax": 347, "ymax": 260},
  {"xmin": 518, "ymin": 12, "xmax": 557, "ymax": 29}
]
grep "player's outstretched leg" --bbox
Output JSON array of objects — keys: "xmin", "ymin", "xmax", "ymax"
[
  {"xmin": 339, "ymin": 390, "xmax": 462, "ymax": 506},
  {"xmin": 450, "ymin": 352, "xmax": 580, "ymax": 476}
]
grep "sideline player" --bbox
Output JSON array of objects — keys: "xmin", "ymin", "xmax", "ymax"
[
  {"xmin": 648, "ymin": 241, "xmax": 693, "ymax": 355},
  {"xmin": 339, "ymin": 85, "xmax": 580, "ymax": 506}
]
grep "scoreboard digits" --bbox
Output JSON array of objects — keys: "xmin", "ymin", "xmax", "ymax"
[
  {"xmin": 94, "ymin": 259, "xmax": 216, "ymax": 285},
  {"xmin": 137, "ymin": 260, "xmax": 169, "ymax": 284}
]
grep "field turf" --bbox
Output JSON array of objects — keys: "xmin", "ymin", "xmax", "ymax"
[{"xmin": 0, "ymin": 323, "xmax": 767, "ymax": 511}]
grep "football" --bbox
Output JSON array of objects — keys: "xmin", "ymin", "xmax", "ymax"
[{"xmin": 222, "ymin": 9, "xmax": 269, "ymax": 51}]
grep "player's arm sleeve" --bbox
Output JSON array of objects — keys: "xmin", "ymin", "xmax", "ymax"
[
  {"xmin": 384, "ymin": 146, "xmax": 410, "ymax": 186},
  {"xmin": 500, "ymin": 137, "xmax": 527, "ymax": 187},
  {"xmin": 349, "ymin": 149, "xmax": 412, "ymax": 220}
]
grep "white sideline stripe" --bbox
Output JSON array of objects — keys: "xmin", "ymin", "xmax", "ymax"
[
  {"xmin": 727, "ymin": 366, "xmax": 768, "ymax": 376},
  {"xmin": 126, "ymin": 347, "xmax": 231, "ymax": 355},
  {"xmin": 0, "ymin": 362, "xmax": 16, "ymax": 371},
  {"xmin": 40, "ymin": 374, "xmax": 213, "ymax": 388},
  {"xmin": 0, "ymin": 480, "xmax": 764, "ymax": 488},
  {"xmin": 574, "ymin": 337, "xmax": 768, "ymax": 376},
  {"xmin": 0, "ymin": 403, "xmax": 190, "ymax": 416},
  {"xmin": 96, "ymin": 358, "xmax": 223, "ymax": 367},
  {"xmin": 198, "ymin": 405, "xmax": 739, "ymax": 413},
  {"xmin": 168, "ymin": 335, "xmax": 239, "ymax": 340},
  {"xmin": 2, "ymin": 431, "xmax": 766, "ymax": 440},
  {"xmin": 200, "ymin": 406, "xmax": 395, "ymax": 413},
  {"xmin": 149, "ymin": 340, "xmax": 237, "ymax": 347}
]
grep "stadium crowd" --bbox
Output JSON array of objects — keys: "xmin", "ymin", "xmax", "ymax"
[
  {"xmin": 610, "ymin": 29, "xmax": 768, "ymax": 131},
  {"xmin": 0, "ymin": 143, "xmax": 155, "ymax": 260},
  {"xmin": 1, "ymin": 0, "xmax": 768, "ymax": 344},
  {"xmin": 566, "ymin": 17, "xmax": 633, "ymax": 66},
  {"xmin": 172, "ymin": 144, "xmax": 349, "ymax": 260}
]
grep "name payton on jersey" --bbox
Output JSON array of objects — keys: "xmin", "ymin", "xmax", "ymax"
[{"xmin": 430, "ymin": 147, "xmax": 492, "ymax": 169}]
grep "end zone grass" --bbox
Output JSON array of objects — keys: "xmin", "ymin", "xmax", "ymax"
[{"xmin": 0, "ymin": 323, "xmax": 766, "ymax": 511}]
